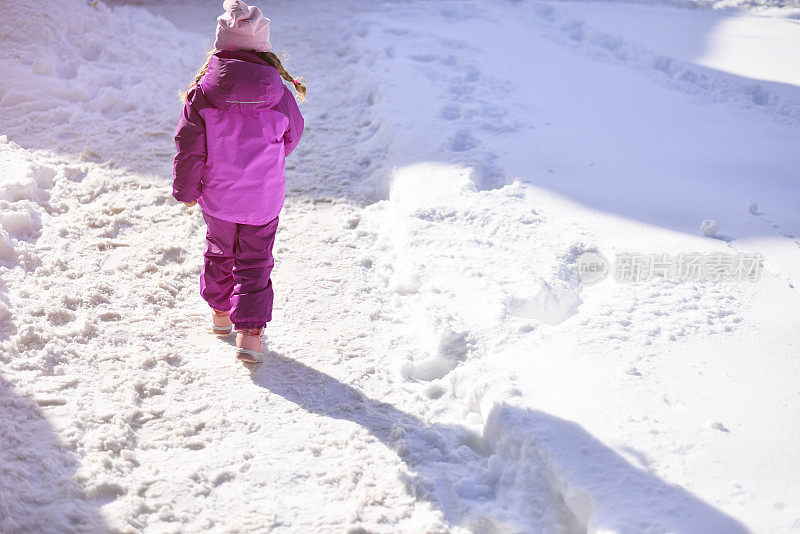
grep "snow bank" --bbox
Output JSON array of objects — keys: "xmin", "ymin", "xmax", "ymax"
[
  {"xmin": 0, "ymin": 0, "xmax": 199, "ymax": 173},
  {"xmin": 0, "ymin": 0, "xmax": 203, "ymax": 530},
  {"xmin": 0, "ymin": 134, "xmax": 172, "ymax": 534},
  {"xmin": 351, "ymin": 1, "xmax": 800, "ymax": 531},
  {"xmin": 0, "ymin": 138, "xmax": 55, "ymax": 265},
  {"xmin": 482, "ymin": 402, "xmax": 749, "ymax": 533}
]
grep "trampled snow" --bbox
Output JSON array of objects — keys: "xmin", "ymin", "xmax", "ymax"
[{"xmin": 1, "ymin": 0, "xmax": 799, "ymax": 532}]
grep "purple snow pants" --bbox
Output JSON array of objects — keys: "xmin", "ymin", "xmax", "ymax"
[{"xmin": 200, "ymin": 211, "xmax": 279, "ymax": 329}]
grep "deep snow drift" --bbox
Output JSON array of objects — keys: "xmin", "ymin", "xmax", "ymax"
[{"xmin": 1, "ymin": 0, "xmax": 799, "ymax": 532}]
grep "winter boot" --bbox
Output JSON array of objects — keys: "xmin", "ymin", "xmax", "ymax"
[
  {"xmin": 236, "ymin": 327, "xmax": 265, "ymax": 363},
  {"xmin": 210, "ymin": 309, "xmax": 233, "ymax": 335}
]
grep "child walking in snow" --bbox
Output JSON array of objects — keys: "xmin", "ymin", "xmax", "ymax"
[{"xmin": 172, "ymin": 0, "xmax": 305, "ymax": 363}]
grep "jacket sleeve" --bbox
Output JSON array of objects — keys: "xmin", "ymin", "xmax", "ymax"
[
  {"xmin": 275, "ymin": 86, "xmax": 304, "ymax": 157},
  {"xmin": 172, "ymin": 86, "xmax": 207, "ymax": 202}
]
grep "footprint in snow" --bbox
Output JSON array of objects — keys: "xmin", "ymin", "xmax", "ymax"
[
  {"xmin": 409, "ymin": 54, "xmax": 438, "ymax": 63},
  {"xmin": 447, "ymin": 130, "xmax": 478, "ymax": 152},
  {"xmin": 439, "ymin": 104, "xmax": 461, "ymax": 121}
]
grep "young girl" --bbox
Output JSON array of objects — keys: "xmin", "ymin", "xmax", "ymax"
[{"xmin": 172, "ymin": 0, "xmax": 305, "ymax": 363}]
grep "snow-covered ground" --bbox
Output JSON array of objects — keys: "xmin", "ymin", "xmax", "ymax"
[{"xmin": 2, "ymin": 0, "xmax": 799, "ymax": 532}]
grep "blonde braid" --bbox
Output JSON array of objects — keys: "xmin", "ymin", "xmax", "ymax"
[{"xmin": 255, "ymin": 51, "xmax": 308, "ymax": 102}]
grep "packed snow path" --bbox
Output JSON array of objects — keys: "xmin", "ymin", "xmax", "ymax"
[{"xmin": 2, "ymin": 0, "xmax": 800, "ymax": 532}]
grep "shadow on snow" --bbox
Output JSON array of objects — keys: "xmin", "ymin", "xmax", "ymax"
[{"xmin": 250, "ymin": 350, "xmax": 749, "ymax": 533}]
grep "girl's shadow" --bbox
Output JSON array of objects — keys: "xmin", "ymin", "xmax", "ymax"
[{"xmin": 250, "ymin": 350, "xmax": 750, "ymax": 533}]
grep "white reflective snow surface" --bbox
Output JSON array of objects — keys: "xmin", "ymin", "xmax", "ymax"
[{"xmin": 1, "ymin": 0, "xmax": 799, "ymax": 532}]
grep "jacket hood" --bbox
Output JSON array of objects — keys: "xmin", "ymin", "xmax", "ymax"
[{"xmin": 200, "ymin": 50, "xmax": 285, "ymax": 111}]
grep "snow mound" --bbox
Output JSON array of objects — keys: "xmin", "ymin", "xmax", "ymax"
[
  {"xmin": 701, "ymin": 218, "xmax": 719, "ymax": 237},
  {"xmin": 0, "ymin": 0, "xmax": 198, "ymax": 172},
  {"xmin": 482, "ymin": 402, "xmax": 749, "ymax": 533},
  {"xmin": 0, "ymin": 139, "xmax": 56, "ymax": 264}
]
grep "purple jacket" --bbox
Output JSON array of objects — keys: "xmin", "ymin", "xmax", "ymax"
[{"xmin": 173, "ymin": 50, "xmax": 304, "ymax": 225}]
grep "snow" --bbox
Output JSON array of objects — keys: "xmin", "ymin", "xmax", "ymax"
[
  {"xmin": 701, "ymin": 219, "xmax": 720, "ymax": 237},
  {"xmin": 2, "ymin": 0, "xmax": 800, "ymax": 532}
]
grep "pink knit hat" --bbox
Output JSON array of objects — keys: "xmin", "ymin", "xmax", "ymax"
[{"xmin": 214, "ymin": 0, "xmax": 271, "ymax": 52}]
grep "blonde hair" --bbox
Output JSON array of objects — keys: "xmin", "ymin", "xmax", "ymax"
[
  {"xmin": 180, "ymin": 49, "xmax": 307, "ymax": 103},
  {"xmin": 254, "ymin": 50, "xmax": 307, "ymax": 102}
]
